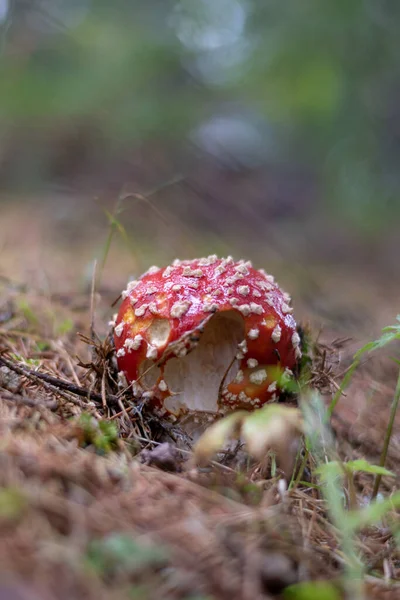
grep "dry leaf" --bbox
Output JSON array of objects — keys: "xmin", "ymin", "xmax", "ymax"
[
  {"xmin": 193, "ymin": 411, "xmax": 246, "ymax": 466},
  {"xmin": 242, "ymin": 405, "xmax": 303, "ymax": 476},
  {"xmin": 193, "ymin": 405, "xmax": 303, "ymax": 476}
]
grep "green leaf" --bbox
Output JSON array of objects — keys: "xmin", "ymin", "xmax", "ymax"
[
  {"xmin": 55, "ymin": 318, "xmax": 74, "ymax": 336},
  {"xmin": 284, "ymin": 581, "xmax": 341, "ymax": 600},
  {"xmin": 354, "ymin": 326, "xmax": 400, "ymax": 360},
  {"xmin": 87, "ymin": 533, "xmax": 168, "ymax": 576},
  {"xmin": 314, "ymin": 461, "xmax": 343, "ymax": 479},
  {"xmin": 16, "ymin": 298, "xmax": 38, "ymax": 326},
  {"xmin": 345, "ymin": 491, "xmax": 400, "ymax": 531},
  {"xmin": 344, "ymin": 460, "xmax": 395, "ymax": 477},
  {"xmin": 330, "ymin": 317, "xmax": 400, "ymax": 416},
  {"xmin": 0, "ymin": 487, "xmax": 26, "ymax": 521},
  {"xmin": 10, "ymin": 353, "xmax": 41, "ymax": 368},
  {"xmin": 315, "ymin": 460, "xmax": 395, "ymax": 478},
  {"xmin": 77, "ymin": 413, "xmax": 118, "ymax": 454},
  {"xmin": 36, "ymin": 341, "xmax": 51, "ymax": 352}
]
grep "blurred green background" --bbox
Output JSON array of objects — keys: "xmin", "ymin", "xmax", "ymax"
[{"xmin": 1, "ymin": 0, "xmax": 400, "ymax": 286}]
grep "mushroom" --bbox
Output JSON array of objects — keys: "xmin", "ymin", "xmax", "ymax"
[{"xmin": 114, "ymin": 256, "xmax": 301, "ymax": 418}]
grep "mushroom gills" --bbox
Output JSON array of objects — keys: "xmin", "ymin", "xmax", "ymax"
[{"xmin": 142, "ymin": 311, "xmax": 244, "ymax": 414}]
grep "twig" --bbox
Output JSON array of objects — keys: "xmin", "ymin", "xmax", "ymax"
[
  {"xmin": 90, "ymin": 260, "xmax": 97, "ymax": 345},
  {"xmin": 51, "ymin": 340, "xmax": 81, "ymax": 387},
  {"xmin": 99, "ymin": 175, "xmax": 185, "ymax": 287},
  {"xmin": 371, "ymin": 367, "xmax": 400, "ymax": 500},
  {"xmin": 0, "ymin": 389, "xmax": 58, "ymax": 410},
  {"xmin": 328, "ymin": 359, "xmax": 360, "ymax": 417},
  {"xmin": 0, "ymin": 353, "xmax": 123, "ymax": 407}
]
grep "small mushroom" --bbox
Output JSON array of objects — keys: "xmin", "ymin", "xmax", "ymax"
[{"xmin": 114, "ymin": 256, "xmax": 301, "ymax": 417}]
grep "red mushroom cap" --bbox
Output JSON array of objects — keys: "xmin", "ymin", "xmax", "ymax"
[{"xmin": 114, "ymin": 256, "xmax": 301, "ymax": 417}]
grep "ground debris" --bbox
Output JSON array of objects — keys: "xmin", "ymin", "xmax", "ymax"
[
  {"xmin": 259, "ymin": 552, "xmax": 298, "ymax": 594},
  {"xmin": 140, "ymin": 442, "xmax": 181, "ymax": 471},
  {"xmin": 0, "ymin": 278, "xmax": 399, "ymax": 600},
  {"xmin": 0, "ymin": 365, "xmax": 22, "ymax": 393}
]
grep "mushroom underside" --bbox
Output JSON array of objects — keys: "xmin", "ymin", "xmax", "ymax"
[{"xmin": 141, "ymin": 310, "xmax": 244, "ymax": 414}]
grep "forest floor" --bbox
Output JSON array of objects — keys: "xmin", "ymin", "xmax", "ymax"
[{"xmin": 0, "ymin": 201, "xmax": 399, "ymax": 600}]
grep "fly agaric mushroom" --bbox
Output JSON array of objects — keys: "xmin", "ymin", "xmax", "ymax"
[{"xmin": 113, "ymin": 256, "xmax": 301, "ymax": 418}]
